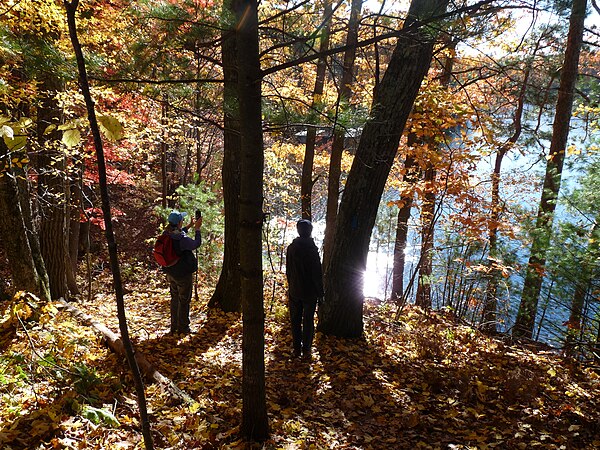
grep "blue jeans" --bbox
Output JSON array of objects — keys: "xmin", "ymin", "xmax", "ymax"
[
  {"xmin": 167, "ymin": 272, "xmax": 193, "ymax": 333},
  {"xmin": 289, "ymin": 296, "xmax": 317, "ymax": 353}
]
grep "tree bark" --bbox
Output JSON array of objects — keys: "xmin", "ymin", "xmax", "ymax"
[
  {"xmin": 64, "ymin": 2, "xmax": 154, "ymax": 449},
  {"xmin": 318, "ymin": 0, "xmax": 449, "ymax": 337},
  {"xmin": 300, "ymin": 0, "xmax": 332, "ymax": 220},
  {"xmin": 0, "ymin": 140, "xmax": 51, "ymax": 302},
  {"xmin": 390, "ymin": 150, "xmax": 419, "ymax": 301},
  {"xmin": 235, "ymin": 0, "xmax": 269, "ymax": 440},
  {"xmin": 415, "ymin": 166, "xmax": 436, "ymax": 308},
  {"xmin": 209, "ymin": 0, "xmax": 242, "ymax": 312},
  {"xmin": 514, "ymin": 0, "xmax": 587, "ymax": 339},
  {"xmin": 36, "ymin": 79, "xmax": 70, "ymax": 300},
  {"xmin": 322, "ymin": 0, "xmax": 363, "ymax": 269}
]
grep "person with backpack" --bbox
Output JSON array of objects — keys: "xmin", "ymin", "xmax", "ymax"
[
  {"xmin": 286, "ymin": 219, "xmax": 324, "ymax": 359},
  {"xmin": 158, "ymin": 210, "xmax": 202, "ymax": 335}
]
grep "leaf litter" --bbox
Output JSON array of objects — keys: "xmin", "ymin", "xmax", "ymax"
[{"xmin": 1, "ymin": 272, "xmax": 599, "ymax": 449}]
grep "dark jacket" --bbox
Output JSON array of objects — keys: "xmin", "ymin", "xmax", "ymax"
[
  {"xmin": 163, "ymin": 227, "xmax": 201, "ymax": 278},
  {"xmin": 286, "ymin": 236, "xmax": 324, "ymax": 299}
]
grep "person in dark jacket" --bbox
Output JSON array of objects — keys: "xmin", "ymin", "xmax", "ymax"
[
  {"xmin": 286, "ymin": 219, "xmax": 324, "ymax": 358},
  {"xmin": 163, "ymin": 210, "xmax": 202, "ymax": 334}
]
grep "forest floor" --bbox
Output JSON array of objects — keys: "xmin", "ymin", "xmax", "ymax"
[{"xmin": 1, "ymin": 265, "xmax": 600, "ymax": 450}]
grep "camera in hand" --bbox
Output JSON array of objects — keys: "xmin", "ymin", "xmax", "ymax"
[{"xmin": 195, "ymin": 210, "xmax": 202, "ymax": 220}]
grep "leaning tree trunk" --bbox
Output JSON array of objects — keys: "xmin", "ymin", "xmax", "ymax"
[
  {"xmin": 0, "ymin": 139, "xmax": 51, "ymax": 302},
  {"xmin": 481, "ymin": 47, "xmax": 534, "ymax": 334},
  {"xmin": 235, "ymin": 0, "xmax": 269, "ymax": 440},
  {"xmin": 64, "ymin": 2, "xmax": 153, "ymax": 449},
  {"xmin": 318, "ymin": 0, "xmax": 449, "ymax": 338},
  {"xmin": 322, "ymin": 0, "xmax": 363, "ymax": 269},
  {"xmin": 36, "ymin": 78, "xmax": 71, "ymax": 300},
  {"xmin": 514, "ymin": 0, "xmax": 587, "ymax": 339},
  {"xmin": 209, "ymin": 0, "xmax": 242, "ymax": 312},
  {"xmin": 300, "ymin": 0, "xmax": 332, "ymax": 220}
]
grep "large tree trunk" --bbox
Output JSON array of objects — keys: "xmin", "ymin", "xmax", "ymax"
[
  {"xmin": 322, "ymin": 0, "xmax": 363, "ymax": 269},
  {"xmin": 235, "ymin": 0, "xmax": 269, "ymax": 440},
  {"xmin": 318, "ymin": 0, "xmax": 449, "ymax": 338},
  {"xmin": 300, "ymin": 0, "xmax": 332, "ymax": 220},
  {"xmin": 65, "ymin": 2, "xmax": 153, "ymax": 449},
  {"xmin": 209, "ymin": 0, "xmax": 242, "ymax": 312},
  {"xmin": 0, "ymin": 140, "xmax": 51, "ymax": 302},
  {"xmin": 36, "ymin": 79, "xmax": 70, "ymax": 300},
  {"xmin": 514, "ymin": 0, "xmax": 587, "ymax": 339}
]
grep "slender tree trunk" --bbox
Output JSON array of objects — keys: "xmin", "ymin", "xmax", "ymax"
[
  {"xmin": 514, "ymin": 0, "xmax": 587, "ymax": 339},
  {"xmin": 390, "ymin": 138, "xmax": 420, "ymax": 301},
  {"xmin": 391, "ymin": 193, "xmax": 413, "ymax": 301},
  {"xmin": 413, "ymin": 36, "xmax": 456, "ymax": 309},
  {"xmin": 209, "ymin": 0, "xmax": 242, "ymax": 312},
  {"xmin": 482, "ymin": 155, "xmax": 504, "ymax": 329},
  {"xmin": 160, "ymin": 96, "xmax": 168, "ymax": 209},
  {"xmin": 235, "ymin": 0, "xmax": 269, "ymax": 440},
  {"xmin": 322, "ymin": 0, "xmax": 363, "ymax": 269},
  {"xmin": 64, "ymin": 2, "xmax": 153, "ymax": 449},
  {"xmin": 0, "ymin": 140, "xmax": 51, "ymax": 302},
  {"xmin": 482, "ymin": 55, "xmax": 533, "ymax": 333},
  {"xmin": 67, "ymin": 157, "xmax": 83, "ymax": 295},
  {"xmin": 565, "ymin": 221, "xmax": 599, "ymax": 355},
  {"xmin": 415, "ymin": 167, "xmax": 436, "ymax": 308},
  {"xmin": 301, "ymin": 0, "xmax": 332, "ymax": 220},
  {"xmin": 36, "ymin": 79, "xmax": 70, "ymax": 300},
  {"xmin": 318, "ymin": 0, "xmax": 449, "ymax": 337}
]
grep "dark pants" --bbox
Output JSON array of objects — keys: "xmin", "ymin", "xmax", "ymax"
[
  {"xmin": 167, "ymin": 272, "xmax": 193, "ymax": 333},
  {"xmin": 289, "ymin": 296, "xmax": 317, "ymax": 353}
]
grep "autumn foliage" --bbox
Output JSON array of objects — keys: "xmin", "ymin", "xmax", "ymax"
[{"xmin": 2, "ymin": 273, "xmax": 600, "ymax": 448}]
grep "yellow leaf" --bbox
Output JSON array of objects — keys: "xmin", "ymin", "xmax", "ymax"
[{"xmin": 188, "ymin": 402, "xmax": 201, "ymax": 413}]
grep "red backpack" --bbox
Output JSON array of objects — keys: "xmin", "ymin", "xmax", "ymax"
[{"xmin": 153, "ymin": 234, "xmax": 180, "ymax": 267}]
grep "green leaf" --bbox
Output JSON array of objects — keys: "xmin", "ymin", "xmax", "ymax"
[
  {"xmin": 81, "ymin": 405, "xmax": 120, "ymax": 427},
  {"xmin": 44, "ymin": 124, "xmax": 57, "ymax": 135},
  {"xmin": 62, "ymin": 129, "xmax": 81, "ymax": 148},
  {"xmin": 4, "ymin": 135, "xmax": 27, "ymax": 151},
  {"xmin": 97, "ymin": 115, "xmax": 124, "ymax": 141}
]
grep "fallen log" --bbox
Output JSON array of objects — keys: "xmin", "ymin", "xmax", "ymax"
[{"xmin": 59, "ymin": 298, "xmax": 194, "ymax": 405}]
